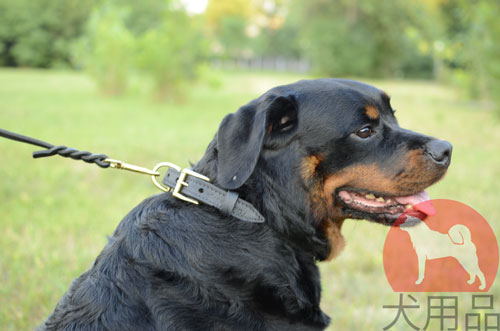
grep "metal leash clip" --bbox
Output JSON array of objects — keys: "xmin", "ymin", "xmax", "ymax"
[{"xmin": 104, "ymin": 158, "xmax": 209, "ymax": 197}]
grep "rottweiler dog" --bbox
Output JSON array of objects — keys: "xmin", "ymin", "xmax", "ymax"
[{"xmin": 38, "ymin": 79, "xmax": 451, "ymax": 330}]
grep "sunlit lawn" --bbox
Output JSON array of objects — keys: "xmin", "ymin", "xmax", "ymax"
[{"xmin": 0, "ymin": 68, "xmax": 499, "ymax": 330}]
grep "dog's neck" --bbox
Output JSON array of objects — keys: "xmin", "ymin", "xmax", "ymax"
[{"xmin": 194, "ymin": 140, "xmax": 331, "ymax": 261}]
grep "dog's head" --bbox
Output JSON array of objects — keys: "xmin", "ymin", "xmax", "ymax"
[{"xmin": 204, "ymin": 79, "xmax": 451, "ymax": 259}]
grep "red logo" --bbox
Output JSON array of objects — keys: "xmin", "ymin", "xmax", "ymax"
[{"xmin": 383, "ymin": 199, "xmax": 498, "ymax": 292}]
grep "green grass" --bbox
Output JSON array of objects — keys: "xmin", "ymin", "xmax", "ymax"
[{"xmin": 0, "ymin": 68, "xmax": 499, "ymax": 330}]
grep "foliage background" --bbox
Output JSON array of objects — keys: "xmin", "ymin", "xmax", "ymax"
[
  {"xmin": 1, "ymin": 0, "xmax": 499, "ymax": 108},
  {"xmin": 0, "ymin": 0, "xmax": 499, "ymax": 329}
]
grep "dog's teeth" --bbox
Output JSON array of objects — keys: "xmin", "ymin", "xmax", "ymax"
[
  {"xmin": 376, "ymin": 197, "xmax": 385, "ymax": 202},
  {"xmin": 365, "ymin": 193, "xmax": 376, "ymax": 199},
  {"xmin": 406, "ymin": 204, "xmax": 413, "ymax": 209},
  {"xmin": 386, "ymin": 199, "xmax": 393, "ymax": 203}
]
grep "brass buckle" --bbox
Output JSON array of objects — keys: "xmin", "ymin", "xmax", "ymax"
[
  {"xmin": 104, "ymin": 158, "xmax": 210, "ymax": 202},
  {"xmin": 151, "ymin": 162, "xmax": 182, "ymax": 192},
  {"xmin": 172, "ymin": 168, "xmax": 210, "ymax": 205}
]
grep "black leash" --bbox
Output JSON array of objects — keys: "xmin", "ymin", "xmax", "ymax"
[
  {"xmin": 0, "ymin": 128, "xmax": 110, "ymax": 168},
  {"xmin": 0, "ymin": 128, "xmax": 264, "ymax": 223}
]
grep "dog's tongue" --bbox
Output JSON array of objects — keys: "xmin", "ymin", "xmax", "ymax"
[{"xmin": 395, "ymin": 191, "xmax": 436, "ymax": 216}]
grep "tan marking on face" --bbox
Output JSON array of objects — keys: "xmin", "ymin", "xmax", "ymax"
[
  {"xmin": 314, "ymin": 162, "xmax": 417, "ymax": 260},
  {"xmin": 308, "ymin": 164, "xmax": 395, "ymax": 261},
  {"xmin": 301, "ymin": 154, "xmax": 324, "ymax": 180},
  {"xmin": 365, "ymin": 105, "xmax": 379, "ymax": 120},
  {"xmin": 320, "ymin": 219, "xmax": 345, "ymax": 260},
  {"xmin": 396, "ymin": 149, "xmax": 446, "ymax": 188},
  {"xmin": 322, "ymin": 164, "xmax": 399, "ymax": 206},
  {"xmin": 302, "ymin": 156, "xmax": 347, "ymax": 260},
  {"xmin": 309, "ymin": 181, "xmax": 333, "ymax": 221},
  {"xmin": 322, "ymin": 151, "xmax": 447, "ymax": 206}
]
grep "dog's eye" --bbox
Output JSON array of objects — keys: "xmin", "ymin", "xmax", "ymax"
[
  {"xmin": 273, "ymin": 115, "xmax": 295, "ymax": 132},
  {"xmin": 356, "ymin": 126, "xmax": 373, "ymax": 139}
]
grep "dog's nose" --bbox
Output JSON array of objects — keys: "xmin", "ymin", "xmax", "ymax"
[{"xmin": 425, "ymin": 139, "xmax": 452, "ymax": 166}]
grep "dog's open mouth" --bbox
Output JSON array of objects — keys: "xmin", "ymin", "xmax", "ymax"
[{"xmin": 336, "ymin": 189, "xmax": 435, "ymax": 224}]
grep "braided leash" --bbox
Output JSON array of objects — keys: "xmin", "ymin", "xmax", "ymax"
[
  {"xmin": 33, "ymin": 146, "xmax": 110, "ymax": 168},
  {"xmin": 0, "ymin": 127, "xmax": 171, "ymax": 188},
  {"xmin": 0, "ymin": 128, "xmax": 110, "ymax": 168}
]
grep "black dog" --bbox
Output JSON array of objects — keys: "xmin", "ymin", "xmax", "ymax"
[{"xmin": 38, "ymin": 79, "xmax": 451, "ymax": 330}]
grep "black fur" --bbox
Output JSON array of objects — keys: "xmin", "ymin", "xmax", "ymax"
[{"xmin": 38, "ymin": 79, "xmax": 451, "ymax": 330}]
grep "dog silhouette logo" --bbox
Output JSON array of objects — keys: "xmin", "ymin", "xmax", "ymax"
[
  {"xmin": 383, "ymin": 199, "xmax": 498, "ymax": 292},
  {"xmin": 400, "ymin": 217, "xmax": 486, "ymax": 290}
]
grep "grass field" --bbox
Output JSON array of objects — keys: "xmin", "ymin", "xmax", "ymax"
[{"xmin": 0, "ymin": 68, "xmax": 499, "ymax": 330}]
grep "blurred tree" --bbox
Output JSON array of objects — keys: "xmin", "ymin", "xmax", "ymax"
[
  {"xmin": 205, "ymin": 0, "xmax": 253, "ymax": 28},
  {"xmin": 111, "ymin": 0, "xmax": 167, "ymax": 35},
  {"xmin": 252, "ymin": 22, "xmax": 301, "ymax": 59},
  {"xmin": 73, "ymin": 4, "xmax": 135, "ymax": 95},
  {"xmin": 0, "ymin": 0, "xmax": 96, "ymax": 67},
  {"xmin": 74, "ymin": 0, "xmax": 207, "ymax": 99},
  {"xmin": 217, "ymin": 15, "xmax": 249, "ymax": 58},
  {"xmin": 465, "ymin": 0, "xmax": 500, "ymax": 110},
  {"xmin": 251, "ymin": 0, "xmax": 302, "ymax": 59},
  {"xmin": 206, "ymin": 0, "xmax": 254, "ymax": 57},
  {"xmin": 291, "ymin": 0, "xmax": 436, "ymax": 78},
  {"xmin": 135, "ymin": 9, "xmax": 207, "ymax": 100},
  {"xmin": 438, "ymin": 0, "xmax": 500, "ymax": 113}
]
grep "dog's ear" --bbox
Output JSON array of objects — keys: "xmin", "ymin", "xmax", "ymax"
[{"xmin": 216, "ymin": 94, "xmax": 298, "ymax": 190}]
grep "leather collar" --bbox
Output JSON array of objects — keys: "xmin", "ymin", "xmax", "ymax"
[{"xmin": 162, "ymin": 167, "xmax": 265, "ymax": 223}]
